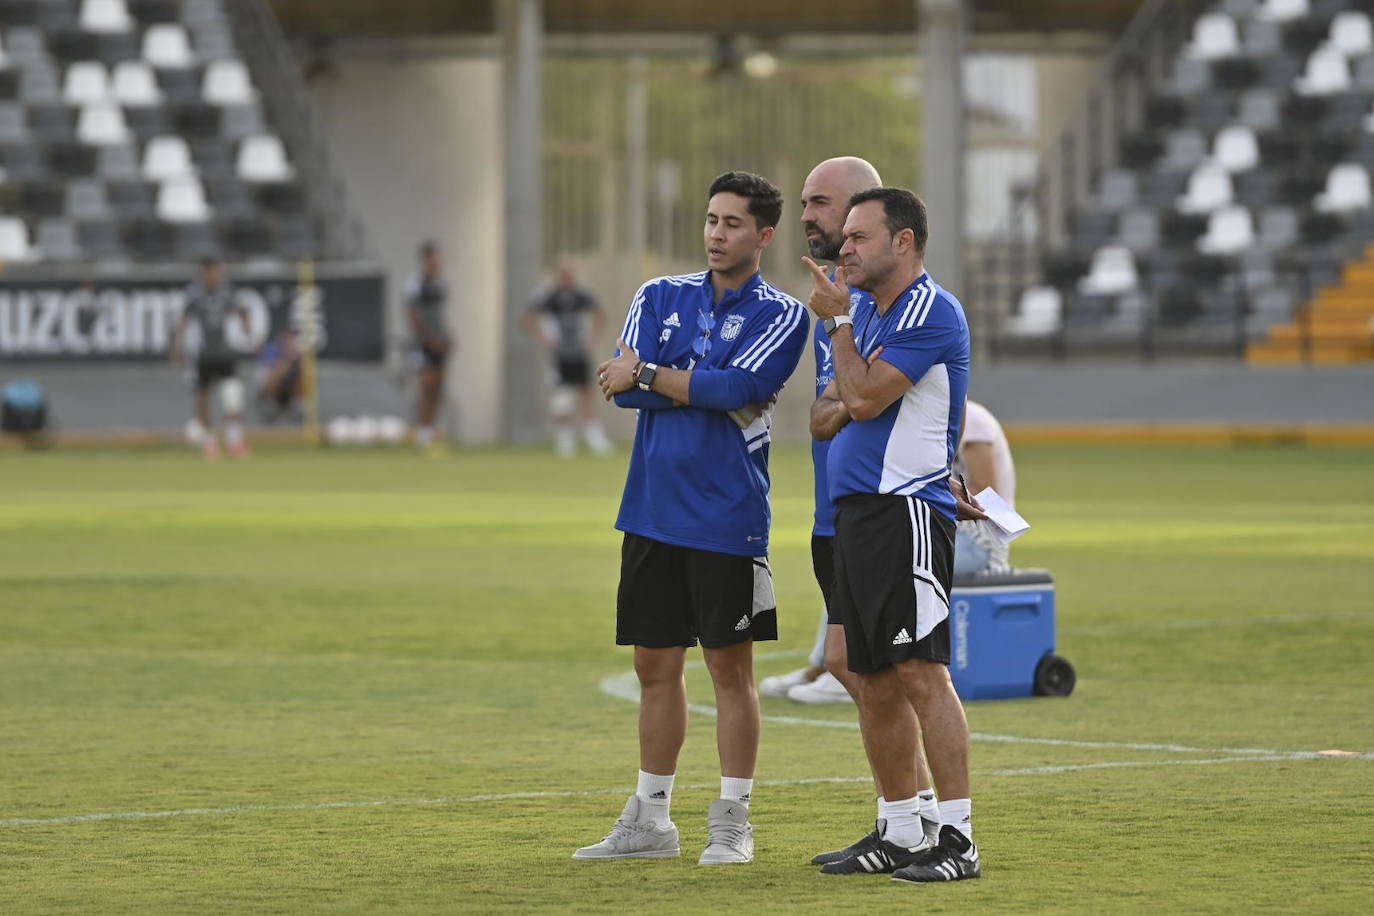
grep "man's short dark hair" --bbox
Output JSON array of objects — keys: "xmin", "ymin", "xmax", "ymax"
[
  {"xmin": 418, "ymin": 240, "xmax": 438, "ymax": 259},
  {"xmin": 848, "ymin": 187, "xmax": 929, "ymax": 253},
  {"xmin": 707, "ymin": 171, "xmax": 783, "ymax": 229}
]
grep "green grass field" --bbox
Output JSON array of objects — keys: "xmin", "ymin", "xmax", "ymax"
[{"xmin": 2, "ymin": 442, "xmax": 1372, "ymax": 913}]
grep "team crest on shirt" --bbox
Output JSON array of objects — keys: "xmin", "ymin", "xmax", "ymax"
[
  {"xmin": 720, "ymin": 314, "xmax": 745, "ymax": 341},
  {"xmin": 850, "ymin": 292, "xmax": 864, "ymax": 308},
  {"xmin": 659, "ymin": 328, "xmax": 672, "ymax": 343}
]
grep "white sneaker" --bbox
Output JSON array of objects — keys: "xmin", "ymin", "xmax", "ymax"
[
  {"xmin": 572, "ymin": 795, "xmax": 680, "ymax": 860},
  {"xmin": 787, "ymin": 671, "xmax": 854, "ymax": 705},
  {"xmin": 758, "ymin": 667, "xmax": 814, "ymax": 698},
  {"xmin": 698, "ymin": 798, "xmax": 754, "ymax": 865}
]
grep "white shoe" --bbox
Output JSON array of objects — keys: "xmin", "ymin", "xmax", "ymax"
[
  {"xmin": 698, "ymin": 798, "xmax": 754, "ymax": 864},
  {"xmin": 572, "ymin": 795, "xmax": 680, "ymax": 860},
  {"xmin": 758, "ymin": 667, "xmax": 814, "ymax": 698},
  {"xmin": 787, "ymin": 671, "xmax": 854, "ymax": 705}
]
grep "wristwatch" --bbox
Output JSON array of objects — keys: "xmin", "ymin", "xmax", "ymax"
[
  {"xmin": 637, "ymin": 362, "xmax": 658, "ymax": 392},
  {"xmin": 824, "ymin": 314, "xmax": 854, "ymax": 337}
]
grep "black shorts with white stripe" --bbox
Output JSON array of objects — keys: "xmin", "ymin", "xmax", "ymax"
[
  {"xmin": 831, "ymin": 493, "xmax": 955, "ymax": 673},
  {"xmin": 615, "ymin": 532, "xmax": 777, "ymax": 649}
]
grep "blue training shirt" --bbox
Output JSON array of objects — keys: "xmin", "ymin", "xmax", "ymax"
[
  {"xmin": 811, "ymin": 284, "xmax": 875, "ymax": 537},
  {"xmin": 826, "ymin": 272, "xmax": 970, "ymax": 521},
  {"xmin": 613, "ymin": 270, "xmax": 809, "ymax": 556}
]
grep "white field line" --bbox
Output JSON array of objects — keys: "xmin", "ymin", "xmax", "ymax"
[
  {"xmin": 3, "ymin": 756, "xmax": 1354, "ymax": 829},
  {"xmin": 601, "ymin": 664, "xmax": 1371, "ymax": 761}
]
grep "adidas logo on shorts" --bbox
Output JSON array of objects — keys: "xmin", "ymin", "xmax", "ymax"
[
  {"xmin": 892, "ymin": 628, "xmax": 913, "ymax": 645},
  {"xmin": 734, "ymin": 615, "xmax": 750, "ymax": 631}
]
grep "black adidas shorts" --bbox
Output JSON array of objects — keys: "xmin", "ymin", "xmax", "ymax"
[
  {"xmin": 554, "ymin": 353, "xmax": 591, "ymax": 387},
  {"xmin": 831, "ymin": 493, "xmax": 955, "ymax": 673},
  {"xmin": 812, "ymin": 534, "xmax": 840, "ymax": 625},
  {"xmin": 616, "ymin": 532, "xmax": 777, "ymax": 649},
  {"xmin": 194, "ymin": 358, "xmax": 237, "ymax": 391}
]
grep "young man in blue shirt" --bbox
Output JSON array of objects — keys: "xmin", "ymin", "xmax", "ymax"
[
  {"xmin": 573, "ymin": 172, "xmax": 808, "ymax": 866},
  {"xmin": 803, "ymin": 188, "xmax": 982, "ymax": 882}
]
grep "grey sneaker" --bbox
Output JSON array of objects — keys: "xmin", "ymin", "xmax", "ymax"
[
  {"xmin": 572, "ymin": 795, "xmax": 680, "ymax": 860},
  {"xmin": 697, "ymin": 798, "xmax": 754, "ymax": 864}
]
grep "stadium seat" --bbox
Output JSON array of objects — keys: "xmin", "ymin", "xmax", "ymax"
[
  {"xmin": 106, "ymin": 178, "xmax": 155, "ymax": 217},
  {"xmin": 1168, "ymin": 58, "xmax": 1212, "ymax": 95},
  {"xmin": 36, "ymin": 217, "xmax": 82, "ymax": 259},
  {"xmin": 1096, "ymin": 169, "xmax": 1138, "ymax": 210},
  {"xmin": 1313, "ymin": 162, "xmax": 1373, "ymax": 212},
  {"xmin": 1184, "ymin": 13, "xmax": 1241, "ymax": 61},
  {"xmin": 1255, "ymin": 0, "xmax": 1309, "ymax": 22},
  {"xmin": 1235, "ymin": 169, "xmax": 1281, "ymax": 207},
  {"xmin": 0, "ymin": 101, "xmax": 27, "ymax": 141},
  {"xmin": 1005, "ymin": 285, "xmax": 1062, "ymax": 337},
  {"xmin": 1258, "ymin": 206, "xmax": 1299, "ymax": 252},
  {"xmin": 1176, "ymin": 161, "xmax": 1234, "ymax": 213},
  {"xmin": 65, "ymin": 177, "xmax": 111, "ymax": 219},
  {"xmin": 45, "ymin": 139, "xmax": 96, "ymax": 177},
  {"xmin": 76, "ymin": 218, "xmax": 123, "ymax": 258},
  {"xmin": 141, "ymin": 23, "xmax": 194, "ymax": 67},
  {"xmin": 1116, "ymin": 208, "xmax": 1160, "ymax": 252},
  {"xmin": 1243, "ymin": 19, "xmax": 1282, "ymax": 56},
  {"xmin": 1160, "ymin": 129, "xmax": 1208, "ymax": 172},
  {"xmin": 80, "ymin": 0, "xmax": 132, "ymax": 33},
  {"xmin": 1213, "ymin": 125, "xmax": 1260, "ymax": 172},
  {"xmin": 128, "ymin": 0, "xmax": 179, "ymax": 26},
  {"xmin": 1329, "ymin": 11, "xmax": 1374, "ymax": 57},
  {"xmin": 95, "ymin": 142, "xmax": 138, "ymax": 179},
  {"xmin": 18, "ymin": 65, "xmax": 60, "ymax": 104},
  {"xmin": 1078, "ymin": 245, "xmax": 1139, "ymax": 295},
  {"xmin": 62, "ymin": 61, "xmax": 112, "ymax": 105},
  {"xmin": 76, "ymin": 101, "xmax": 128, "ymax": 144},
  {"xmin": 219, "ymin": 103, "xmax": 264, "ymax": 140},
  {"xmin": 1197, "ymin": 204, "xmax": 1256, "ymax": 255},
  {"xmin": 0, "ymin": 215, "xmax": 39, "ymax": 260},
  {"xmin": 236, "ymin": 133, "xmax": 293, "ymax": 182},
  {"xmin": 155, "ymin": 174, "xmax": 210, "ymax": 221},
  {"xmin": 120, "ymin": 215, "xmax": 174, "ymax": 257},
  {"xmin": 141, "ymin": 134, "xmax": 194, "ymax": 180},
  {"xmin": 201, "ymin": 59, "xmax": 254, "ymax": 105},
  {"xmin": 112, "ymin": 60, "xmax": 162, "ymax": 105},
  {"xmin": 1294, "ymin": 43, "xmax": 1351, "ymax": 95}
]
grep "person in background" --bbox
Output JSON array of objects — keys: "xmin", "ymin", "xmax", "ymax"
[
  {"xmin": 952, "ymin": 399, "xmax": 1016, "ymax": 577},
  {"xmin": 406, "ymin": 241, "xmax": 451, "ymax": 450},
  {"xmin": 171, "ymin": 258, "xmax": 250, "ymax": 459},
  {"xmin": 521, "ymin": 262, "xmax": 612, "ymax": 457}
]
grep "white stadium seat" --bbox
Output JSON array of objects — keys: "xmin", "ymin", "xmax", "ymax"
[
  {"xmin": 236, "ymin": 134, "xmax": 294, "ymax": 182},
  {"xmin": 1212, "ymin": 125, "xmax": 1259, "ymax": 173},
  {"xmin": 142, "ymin": 24, "xmax": 196, "ymax": 68},
  {"xmin": 76, "ymin": 102, "xmax": 130, "ymax": 145},
  {"xmin": 1255, "ymin": 0, "xmax": 1309, "ymax": 23},
  {"xmin": 1078, "ymin": 245, "xmax": 1139, "ymax": 296},
  {"xmin": 141, "ymin": 135, "xmax": 196, "ymax": 181},
  {"xmin": 1176, "ymin": 161, "xmax": 1234, "ymax": 214},
  {"xmin": 0, "ymin": 216, "xmax": 40, "ymax": 262},
  {"xmin": 1294, "ymin": 43, "xmax": 1351, "ymax": 96},
  {"xmin": 202, "ymin": 60, "xmax": 256, "ymax": 105},
  {"xmin": 80, "ymin": 0, "xmax": 133, "ymax": 34},
  {"xmin": 1005, "ymin": 286, "xmax": 1062, "ymax": 337},
  {"xmin": 1184, "ymin": 13, "xmax": 1241, "ymax": 61},
  {"xmin": 1329, "ymin": 11, "xmax": 1373, "ymax": 58},
  {"xmin": 1314, "ymin": 162, "xmax": 1373, "ymax": 213},
  {"xmin": 63, "ymin": 62, "xmax": 112, "ymax": 106},
  {"xmin": 1197, "ymin": 205, "xmax": 1255, "ymax": 255},
  {"xmin": 156, "ymin": 176, "xmax": 212, "ymax": 222},
  {"xmin": 112, "ymin": 61, "xmax": 163, "ymax": 106}
]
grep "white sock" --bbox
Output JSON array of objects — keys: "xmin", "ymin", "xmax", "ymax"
[
  {"xmin": 583, "ymin": 420, "xmax": 611, "ymax": 454},
  {"xmin": 720, "ymin": 776, "xmax": 753, "ymax": 808},
  {"xmin": 553, "ymin": 424, "xmax": 576, "ymax": 456},
  {"xmin": 636, "ymin": 770, "xmax": 674, "ymax": 823},
  {"xmin": 938, "ymin": 798, "xmax": 973, "ymax": 845},
  {"xmin": 916, "ymin": 788, "xmax": 939, "ymax": 824},
  {"xmin": 416, "ymin": 426, "xmax": 434, "ymax": 447},
  {"xmin": 225, "ymin": 422, "xmax": 244, "ymax": 447},
  {"xmin": 878, "ymin": 795, "xmax": 924, "ymax": 848}
]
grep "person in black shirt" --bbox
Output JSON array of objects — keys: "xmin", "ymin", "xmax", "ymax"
[
  {"xmin": 171, "ymin": 258, "xmax": 251, "ymax": 458},
  {"xmin": 406, "ymin": 241, "xmax": 451, "ymax": 449},
  {"xmin": 521, "ymin": 262, "xmax": 610, "ymax": 456}
]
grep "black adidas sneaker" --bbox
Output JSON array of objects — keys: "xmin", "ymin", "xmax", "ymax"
[
  {"xmin": 810, "ymin": 819, "xmax": 884, "ymax": 866},
  {"xmin": 891, "ymin": 825, "xmax": 982, "ymax": 882},
  {"xmin": 819, "ymin": 832, "xmax": 929, "ymax": 875}
]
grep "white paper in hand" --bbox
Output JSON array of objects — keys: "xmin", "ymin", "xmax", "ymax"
[{"xmin": 971, "ymin": 487, "xmax": 1030, "ymax": 545}]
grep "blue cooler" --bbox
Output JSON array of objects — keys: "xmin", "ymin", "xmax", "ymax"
[{"xmin": 948, "ymin": 569, "xmax": 1074, "ymax": 701}]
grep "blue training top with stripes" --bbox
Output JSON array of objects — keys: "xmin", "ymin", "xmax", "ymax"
[
  {"xmin": 826, "ymin": 272, "xmax": 970, "ymax": 521},
  {"xmin": 613, "ymin": 269, "xmax": 809, "ymax": 556},
  {"xmin": 811, "ymin": 281, "xmax": 875, "ymax": 537}
]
